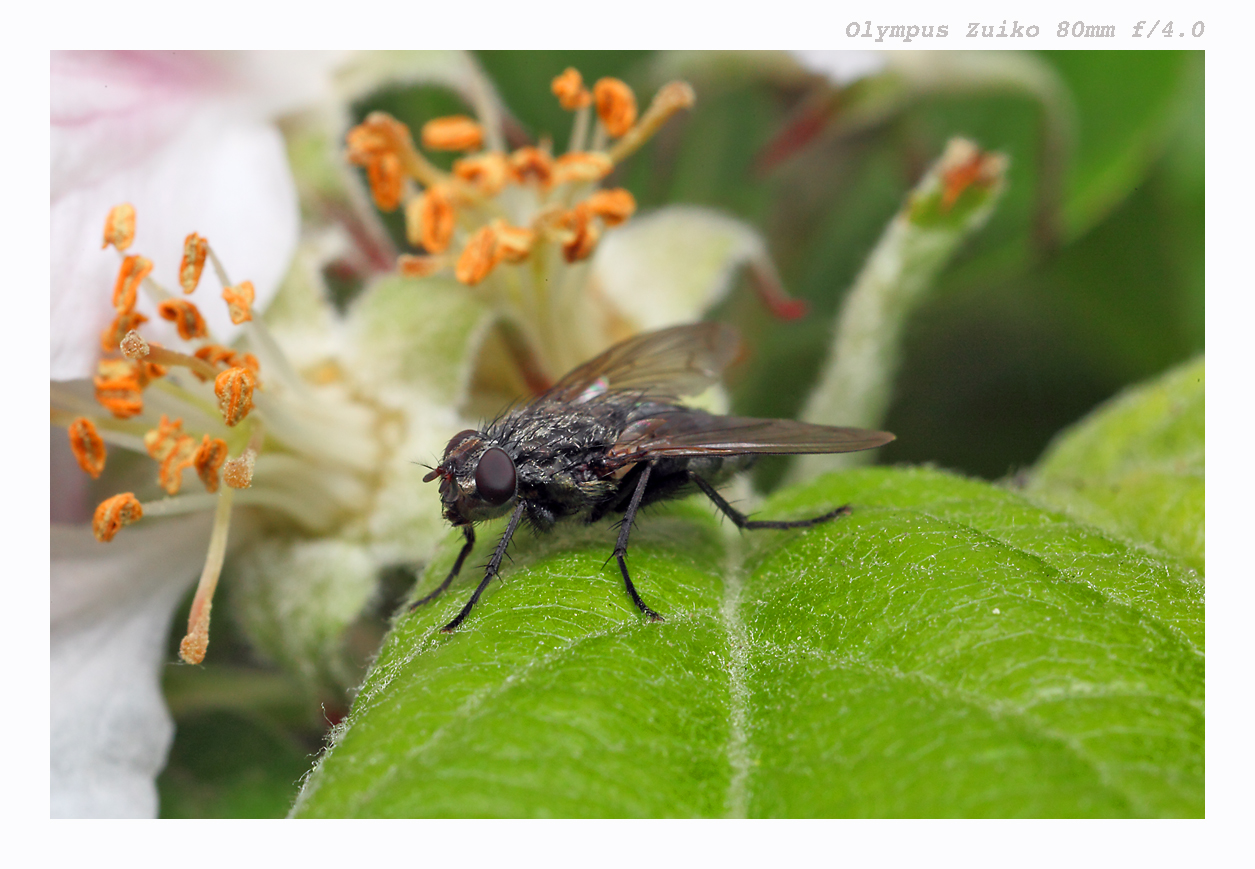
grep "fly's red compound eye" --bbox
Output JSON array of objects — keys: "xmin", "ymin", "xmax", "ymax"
[{"xmin": 474, "ymin": 447, "xmax": 516, "ymax": 506}]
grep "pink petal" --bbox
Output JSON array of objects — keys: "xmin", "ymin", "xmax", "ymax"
[
  {"xmin": 51, "ymin": 51, "xmax": 321, "ymax": 381},
  {"xmin": 51, "ymin": 115, "xmax": 298, "ymax": 380}
]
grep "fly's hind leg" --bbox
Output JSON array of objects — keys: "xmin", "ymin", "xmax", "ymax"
[
  {"xmin": 613, "ymin": 461, "xmax": 665, "ymax": 622},
  {"xmin": 688, "ymin": 472, "xmax": 851, "ymax": 530}
]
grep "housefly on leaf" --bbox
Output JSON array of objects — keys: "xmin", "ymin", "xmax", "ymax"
[{"xmin": 415, "ymin": 323, "xmax": 894, "ymax": 632}]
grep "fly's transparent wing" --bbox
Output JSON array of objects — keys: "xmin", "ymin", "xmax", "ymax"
[
  {"xmin": 545, "ymin": 323, "xmax": 742, "ymax": 404},
  {"xmin": 607, "ymin": 411, "xmax": 895, "ymax": 461}
]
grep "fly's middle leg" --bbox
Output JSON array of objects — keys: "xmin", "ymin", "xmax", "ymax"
[
  {"xmin": 613, "ymin": 461, "xmax": 665, "ymax": 622},
  {"xmin": 688, "ymin": 471, "xmax": 851, "ymax": 530}
]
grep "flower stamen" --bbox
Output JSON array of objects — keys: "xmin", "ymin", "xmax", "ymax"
[
  {"xmin": 102, "ymin": 203, "xmax": 136, "ymax": 251},
  {"xmin": 157, "ymin": 299, "xmax": 209, "ymax": 340},
  {"xmin": 93, "ymin": 359, "xmax": 146, "ymax": 419},
  {"xmin": 397, "ymin": 254, "xmax": 447, "ymax": 278},
  {"xmin": 214, "ymin": 366, "xmax": 257, "ymax": 427},
  {"xmin": 552, "ymin": 152, "xmax": 613, "ymax": 186},
  {"xmin": 101, "ymin": 309, "xmax": 149, "ymax": 354},
  {"xmin": 92, "ymin": 493, "xmax": 143, "ymax": 541},
  {"xmin": 552, "ymin": 68, "xmax": 592, "ymax": 111},
  {"xmin": 113, "ymin": 255, "xmax": 153, "ymax": 313},
  {"xmin": 223, "ymin": 448, "xmax": 256, "ymax": 490},
  {"xmin": 410, "ymin": 186, "xmax": 456, "ymax": 253},
  {"xmin": 122, "ymin": 330, "xmax": 219, "ymax": 381},
  {"xmin": 222, "ymin": 281, "xmax": 255, "ymax": 325},
  {"xmin": 180, "ymin": 233, "xmax": 208, "ymax": 294},
  {"xmin": 593, "ymin": 78, "xmax": 638, "ymax": 138},
  {"xmin": 455, "ymin": 225, "xmax": 500, "ymax": 286},
  {"xmin": 67, "ymin": 417, "xmax": 107, "ymax": 479},
  {"xmin": 421, "ymin": 115, "xmax": 484, "ymax": 152},
  {"xmin": 608, "ymin": 81, "xmax": 696, "ymax": 164},
  {"xmin": 193, "ymin": 435, "xmax": 229, "ymax": 493},
  {"xmin": 178, "ymin": 488, "xmax": 235, "ymax": 665}
]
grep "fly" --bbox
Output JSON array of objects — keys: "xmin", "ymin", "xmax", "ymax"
[{"xmin": 414, "ymin": 322, "xmax": 894, "ymax": 632}]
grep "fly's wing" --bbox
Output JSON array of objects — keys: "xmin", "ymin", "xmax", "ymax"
[
  {"xmin": 544, "ymin": 323, "xmax": 742, "ymax": 404},
  {"xmin": 607, "ymin": 411, "xmax": 895, "ymax": 462}
]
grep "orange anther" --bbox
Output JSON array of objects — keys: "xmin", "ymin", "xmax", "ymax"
[
  {"xmin": 508, "ymin": 147, "xmax": 554, "ymax": 186},
  {"xmin": 214, "ymin": 366, "xmax": 256, "ymax": 427},
  {"xmin": 102, "ymin": 204, "xmax": 136, "ymax": 251},
  {"xmin": 101, "ymin": 310, "xmax": 149, "ymax": 354},
  {"xmin": 93, "ymin": 493, "xmax": 143, "ymax": 542},
  {"xmin": 493, "ymin": 222, "xmax": 535, "ymax": 264},
  {"xmin": 453, "ymin": 152, "xmax": 510, "ymax": 196},
  {"xmin": 586, "ymin": 188, "xmax": 636, "ymax": 227},
  {"xmin": 112, "ymin": 255, "xmax": 153, "ymax": 313},
  {"xmin": 159, "ymin": 434, "xmax": 198, "ymax": 495},
  {"xmin": 194, "ymin": 344, "xmax": 237, "ymax": 371},
  {"xmin": 552, "ymin": 152, "xmax": 613, "ymax": 186},
  {"xmin": 143, "ymin": 414, "xmax": 185, "ymax": 461},
  {"xmin": 559, "ymin": 204, "xmax": 600, "ymax": 263},
  {"xmin": 139, "ymin": 359, "xmax": 168, "ymax": 383},
  {"xmin": 593, "ymin": 78, "xmax": 637, "ymax": 138},
  {"xmin": 143, "ymin": 413, "xmax": 204, "ymax": 492},
  {"xmin": 180, "ymin": 233, "xmax": 208, "ymax": 294},
  {"xmin": 93, "ymin": 359, "xmax": 144, "ymax": 419},
  {"xmin": 347, "ymin": 112, "xmax": 420, "ymax": 211},
  {"xmin": 397, "ymin": 254, "xmax": 445, "ymax": 278},
  {"xmin": 552, "ymin": 68, "xmax": 592, "ymax": 111},
  {"xmin": 68, "ymin": 417, "xmax": 106, "ymax": 479},
  {"xmin": 455, "ymin": 225, "xmax": 499, "ymax": 286},
  {"xmin": 222, "ymin": 281, "xmax": 255, "ymax": 325},
  {"xmin": 421, "ymin": 115, "xmax": 484, "ymax": 152},
  {"xmin": 157, "ymin": 299, "xmax": 209, "ymax": 340},
  {"xmin": 223, "ymin": 449, "xmax": 256, "ymax": 489},
  {"xmin": 416, "ymin": 185, "xmax": 456, "ymax": 254},
  {"xmin": 346, "ymin": 112, "xmax": 413, "ymax": 163},
  {"xmin": 367, "ymin": 151, "xmax": 404, "ymax": 212},
  {"xmin": 193, "ymin": 436, "xmax": 229, "ymax": 493},
  {"xmin": 236, "ymin": 352, "xmax": 261, "ymax": 375}
]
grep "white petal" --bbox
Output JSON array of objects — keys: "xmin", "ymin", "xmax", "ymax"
[
  {"xmin": 589, "ymin": 206, "xmax": 772, "ymax": 331},
  {"xmin": 51, "ymin": 115, "xmax": 298, "ymax": 381},
  {"xmin": 51, "ymin": 514, "xmax": 211, "ymax": 818}
]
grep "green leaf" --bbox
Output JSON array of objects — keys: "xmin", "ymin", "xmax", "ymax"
[
  {"xmin": 292, "ymin": 467, "xmax": 1202, "ymax": 817},
  {"xmin": 1026, "ymin": 356, "xmax": 1204, "ymax": 575}
]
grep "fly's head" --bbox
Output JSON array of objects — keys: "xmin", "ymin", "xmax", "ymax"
[{"xmin": 424, "ymin": 429, "xmax": 518, "ymax": 525}]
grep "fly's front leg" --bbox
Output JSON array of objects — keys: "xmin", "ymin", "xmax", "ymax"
[
  {"xmin": 410, "ymin": 525, "xmax": 475, "ymax": 611},
  {"xmin": 688, "ymin": 472, "xmax": 851, "ymax": 530},
  {"xmin": 614, "ymin": 461, "xmax": 665, "ymax": 622},
  {"xmin": 441, "ymin": 501, "xmax": 527, "ymax": 633}
]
